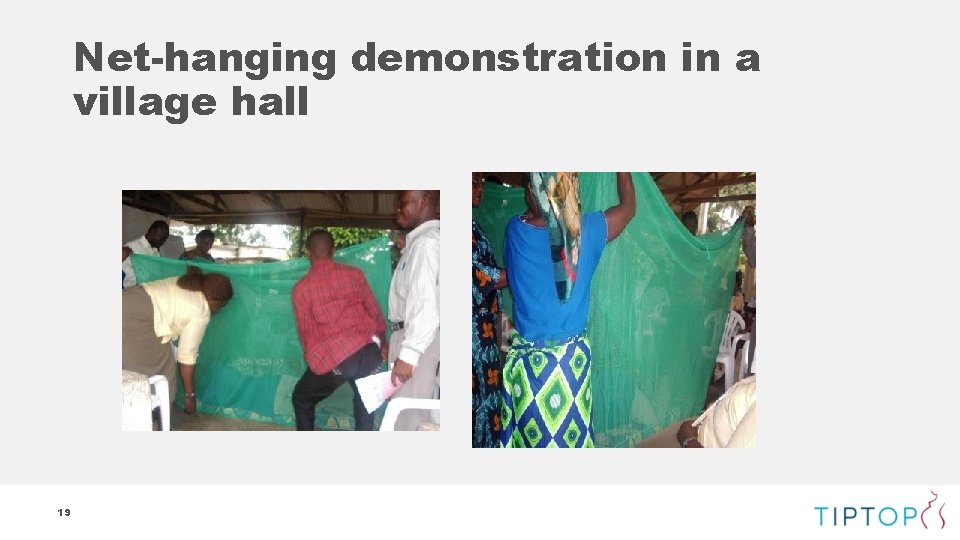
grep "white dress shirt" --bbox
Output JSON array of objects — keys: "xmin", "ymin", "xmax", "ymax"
[
  {"xmin": 122, "ymin": 235, "xmax": 160, "ymax": 288},
  {"xmin": 388, "ymin": 219, "xmax": 440, "ymax": 366},
  {"xmin": 140, "ymin": 276, "xmax": 211, "ymax": 366}
]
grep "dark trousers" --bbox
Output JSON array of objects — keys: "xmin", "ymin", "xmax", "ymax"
[{"xmin": 292, "ymin": 343, "xmax": 382, "ymax": 431}]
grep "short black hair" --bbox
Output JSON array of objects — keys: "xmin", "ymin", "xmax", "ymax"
[
  {"xmin": 196, "ymin": 229, "xmax": 214, "ymax": 241},
  {"xmin": 148, "ymin": 220, "xmax": 169, "ymax": 233},
  {"xmin": 306, "ymin": 229, "xmax": 334, "ymax": 254}
]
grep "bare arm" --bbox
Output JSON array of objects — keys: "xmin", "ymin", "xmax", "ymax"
[
  {"xmin": 604, "ymin": 172, "xmax": 637, "ymax": 243},
  {"xmin": 180, "ymin": 363, "xmax": 196, "ymax": 414},
  {"xmin": 495, "ymin": 267, "xmax": 508, "ymax": 290},
  {"xmin": 677, "ymin": 420, "xmax": 703, "ymax": 448}
]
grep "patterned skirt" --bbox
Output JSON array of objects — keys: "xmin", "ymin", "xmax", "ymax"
[
  {"xmin": 472, "ymin": 310, "xmax": 502, "ymax": 448},
  {"xmin": 500, "ymin": 332, "xmax": 593, "ymax": 448}
]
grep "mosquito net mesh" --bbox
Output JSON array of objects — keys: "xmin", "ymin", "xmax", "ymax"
[{"xmin": 130, "ymin": 235, "xmax": 392, "ymax": 429}]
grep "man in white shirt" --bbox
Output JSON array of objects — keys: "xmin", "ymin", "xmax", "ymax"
[
  {"xmin": 122, "ymin": 221, "xmax": 169, "ymax": 288},
  {"xmin": 386, "ymin": 190, "xmax": 440, "ymax": 430}
]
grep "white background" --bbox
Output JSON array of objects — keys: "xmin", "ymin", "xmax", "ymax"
[{"xmin": 2, "ymin": 0, "xmax": 958, "ymax": 535}]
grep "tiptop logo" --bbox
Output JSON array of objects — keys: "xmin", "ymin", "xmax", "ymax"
[{"xmin": 815, "ymin": 490, "xmax": 946, "ymax": 529}]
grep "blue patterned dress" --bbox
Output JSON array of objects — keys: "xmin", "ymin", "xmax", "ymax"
[{"xmin": 472, "ymin": 221, "xmax": 504, "ymax": 448}]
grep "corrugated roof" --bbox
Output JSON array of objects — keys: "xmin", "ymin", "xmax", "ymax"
[
  {"xmin": 122, "ymin": 190, "xmax": 402, "ymax": 229},
  {"xmin": 477, "ymin": 172, "xmax": 755, "ymax": 215}
]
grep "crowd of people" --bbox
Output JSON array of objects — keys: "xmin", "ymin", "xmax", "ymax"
[
  {"xmin": 120, "ymin": 190, "xmax": 441, "ymax": 432},
  {"xmin": 122, "ymin": 178, "xmax": 754, "ymax": 441}
]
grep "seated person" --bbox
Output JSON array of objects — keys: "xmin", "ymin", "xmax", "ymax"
[
  {"xmin": 731, "ymin": 271, "xmax": 745, "ymax": 313},
  {"xmin": 180, "ymin": 229, "xmax": 216, "ymax": 263},
  {"xmin": 677, "ymin": 375, "xmax": 756, "ymax": 448}
]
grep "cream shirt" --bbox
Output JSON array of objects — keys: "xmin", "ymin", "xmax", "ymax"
[
  {"xmin": 141, "ymin": 277, "xmax": 211, "ymax": 366},
  {"xmin": 388, "ymin": 219, "xmax": 440, "ymax": 366},
  {"xmin": 122, "ymin": 236, "xmax": 160, "ymax": 288},
  {"xmin": 695, "ymin": 375, "xmax": 756, "ymax": 448}
]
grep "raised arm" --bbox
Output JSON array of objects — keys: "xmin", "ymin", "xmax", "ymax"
[{"xmin": 604, "ymin": 172, "xmax": 637, "ymax": 242}]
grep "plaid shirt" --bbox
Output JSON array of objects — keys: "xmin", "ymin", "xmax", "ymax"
[{"xmin": 292, "ymin": 259, "xmax": 386, "ymax": 375}]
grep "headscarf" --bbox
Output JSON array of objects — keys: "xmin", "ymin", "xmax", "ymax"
[{"xmin": 528, "ymin": 172, "xmax": 582, "ymax": 303}]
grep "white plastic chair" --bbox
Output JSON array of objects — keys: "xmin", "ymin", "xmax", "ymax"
[
  {"xmin": 431, "ymin": 372, "xmax": 440, "ymax": 424},
  {"xmin": 737, "ymin": 334, "xmax": 753, "ymax": 381},
  {"xmin": 379, "ymin": 398, "xmax": 441, "ymax": 431},
  {"xmin": 715, "ymin": 311, "xmax": 746, "ymax": 392},
  {"xmin": 379, "ymin": 371, "xmax": 440, "ymax": 431},
  {"xmin": 122, "ymin": 370, "xmax": 152, "ymax": 431},
  {"xmin": 147, "ymin": 375, "xmax": 170, "ymax": 431}
]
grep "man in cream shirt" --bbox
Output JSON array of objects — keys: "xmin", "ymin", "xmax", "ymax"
[
  {"xmin": 386, "ymin": 190, "xmax": 440, "ymax": 431},
  {"xmin": 677, "ymin": 375, "xmax": 756, "ymax": 448}
]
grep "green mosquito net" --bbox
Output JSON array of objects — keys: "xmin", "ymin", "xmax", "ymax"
[
  {"xmin": 474, "ymin": 172, "xmax": 743, "ymax": 446},
  {"xmin": 130, "ymin": 235, "xmax": 393, "ymax": 429}
]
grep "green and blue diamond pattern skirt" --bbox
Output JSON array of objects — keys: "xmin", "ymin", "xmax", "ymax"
[{"xmin": 500, "ymin": 332, "xmax": 594, "ymax": 448}]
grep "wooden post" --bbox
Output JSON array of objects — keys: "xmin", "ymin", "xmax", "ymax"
[
  {"xmin": 298, "ymin": 208, "xmax": 306, "ymax": 258},
  {"xmin": 698, "ymin": 202, "xmax": 709, "ymax": 234}
]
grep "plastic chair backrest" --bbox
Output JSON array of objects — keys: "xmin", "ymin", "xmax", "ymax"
[
  {"xmin": 738, "ymin": 335, "xmax": 752, "ymax": 381},
  {"xmin": 147, "ymin": 375, "xmax": 170, "ymax": 431},
  {"xmin": 718, "ymin": 311, "xmax": 745, "ymax": 356}
]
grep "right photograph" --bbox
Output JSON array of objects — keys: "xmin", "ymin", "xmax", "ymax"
[{"xmin": 471, "ymin": 172, "xmax": 756, "ymax": 448}]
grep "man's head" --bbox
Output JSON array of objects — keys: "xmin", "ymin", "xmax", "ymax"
[
  {"xmin": 146, "ymin": 221, "xmax": 170, "ymax": 249},
  {"xmin": 743, "ymin": 206, "xmax": 756, "ymax": 227},
  {"xmin": 396, "ymin": 190, "xmax": 440, "ymax": 230},
  {"xmin": 201, "ymin": 273, "xmax": 233, "ymax": 314},
  {"xmin": 681, "ymin": 211, "xmax": 698, "ymax": 235},
  {"xmin": 195, "ymin": 229, "xmax": 215, "ymax": 255},
  {"xmin": 177, "ymin": 267, "xmax": 233, "ymax": 314},
  {"xmin": 305, "ymin": 229, "xmax": 335, "ymax": 263}
]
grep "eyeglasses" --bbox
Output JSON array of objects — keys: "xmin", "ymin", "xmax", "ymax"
[{"xmin": 472, "ymin": 178, "xmax": 484, "ymax": 186}]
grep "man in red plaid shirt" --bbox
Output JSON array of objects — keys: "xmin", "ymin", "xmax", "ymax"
[{"xmin": 291, "ymin": 229, "xmax": 387, "ymax": 430}]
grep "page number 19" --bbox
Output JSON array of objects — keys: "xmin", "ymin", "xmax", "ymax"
[{"xmin": 58, "ymin": 509, "xmax": 71, "ymax": 517}]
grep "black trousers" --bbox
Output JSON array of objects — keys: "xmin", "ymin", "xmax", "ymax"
[{"xmin": 292, "ymin": 343, "xmax": 382, "ymax": 431}]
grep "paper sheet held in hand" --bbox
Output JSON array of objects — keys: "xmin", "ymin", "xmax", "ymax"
[{"xmin": 356, "ymin": 371, "xmax": 401, "ymax": 414}]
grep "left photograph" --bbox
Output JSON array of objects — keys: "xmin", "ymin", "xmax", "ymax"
[{"xmin": 120, "ymin": 190, "xmax": 440, "ymax": 432}]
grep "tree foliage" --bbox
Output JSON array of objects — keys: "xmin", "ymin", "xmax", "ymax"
[
  {"xmin": 171, "ymin": 224, "xmax": 268, "ymax": 246},
  {"xmin": 283, "ymin": 226, "xmax": 387, "ymax": 258},
  {"xmin": 705, "ymin": 175, "xmax": 756, "ymax": 233}
]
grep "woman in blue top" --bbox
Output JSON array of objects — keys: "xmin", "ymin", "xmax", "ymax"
[{"xmin": 500, "ymin": 172, "xmax": 635, "ymax": 447}]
